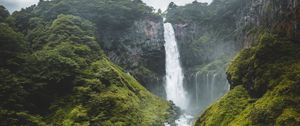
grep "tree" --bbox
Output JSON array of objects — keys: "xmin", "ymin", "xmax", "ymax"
[
  {"xmin": 157, "ymin": 9, "xmax": 162, "ymax": 15},
  {"xmin": 168, "ymin": 2, "xmax": 178, "ymax": 10},
  {"xmin": 0, "ymin": 5, "xmax": 9, "ymax": 22},
  {"xmin": 0, "ymin": 24, "xmax": 25, "ymax": 67}
]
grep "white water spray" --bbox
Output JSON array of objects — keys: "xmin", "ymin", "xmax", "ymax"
[
  {"xmin": 195, "ymin": 71, "xmax": 201, "ymax": 105},
  {"xmin": 210, "ymin": 73, "xmax": 218, "ymax": 101},
  {"xmin": 164, "ymin": 23, "xmax": 193, "ymax": 126},
  {"xmin": 164, "ymin": 23, "xmax": 188, "ymax": 109}
]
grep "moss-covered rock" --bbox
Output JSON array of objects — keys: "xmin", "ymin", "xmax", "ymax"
[
  {"xmin": 195, "ymin": 31, "xmax": 300, "ymax": 126},
  {"xmin": 195, "ymin": 86, "xmax": 252, "ymax": 126}
]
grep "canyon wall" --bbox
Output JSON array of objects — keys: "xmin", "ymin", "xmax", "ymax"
[
  {"xmin": 99, "ymin": 16, "xmax": 167, "ymax": 97},
  {"xmin": 195, "ymin": 0, "xmax": 300, "ymax": 125}
]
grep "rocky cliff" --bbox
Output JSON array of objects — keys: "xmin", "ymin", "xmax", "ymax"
[
  {"xmin": 99, "ymin": 15, "xmax": 167, "ymax": 97},
  {"xmin": 0, "ymin": 0, "xmax": 178, "ymax": 125},
  {"xmin": 195, "ymin": 0, "xmax": 300, "ymax": 125},
  {"xmin": 236, "ymin": 0, "xmax": 300, "ymax": 48},
  {"xmin": 165, "ymin": 0, "xmax": 300, "ymax": 124},
  {"xmin": 2, "ymin": 0, "xmax": 167, "ymax": 97}
]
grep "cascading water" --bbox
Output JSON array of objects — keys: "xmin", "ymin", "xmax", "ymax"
[
  {"xmin": 164, "ymin": 23, "xmax": 192, "ymax": 126},
  {"xmin": 210, "ymin": 73, "xmax": 218, "ymax": 102},
  {"xmin": 164, "ymin": 23, "xmax": 188, "ymax": 109},
  {"xmin": 206, "ymin": 72, "xmax": 210, "ymax": 102},
  {"xmin": 192, "ymin": 70, "xmax": 230, "ymax": 113},
  {"xmin": 195, "ymin": 71, "xmax": 201, "ymax": 105}
]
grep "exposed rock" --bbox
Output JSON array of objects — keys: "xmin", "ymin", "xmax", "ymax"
[
  {"xmin": 236, "ymin": 0, "xmax": 300, "ymax": 47},
  {"xmin": 99, "ymin": 16, "xmax": 166, "ymax": 97},
  {"xmin": 194, "ymin": 0, "xmax": 300, "ymax": 125}
]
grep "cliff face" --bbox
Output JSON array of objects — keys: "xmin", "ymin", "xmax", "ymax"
[
  {"xmin": 99, "ymin": 16, "xmax": 166, "ymax": 97},
  {"xmin": 237, "ymin": 0, "xmax": 300, "ymax": 48},
  {"xmin": 4, "ymin": 0, "xmax": 167, "ymax": 97},
  {"xmin": 195, "ymin": 0, "xmax": 300, "ymax": 125},
  {"xmin": 166, "ymin": 0, "xmax": 300, "ymax": 118}
]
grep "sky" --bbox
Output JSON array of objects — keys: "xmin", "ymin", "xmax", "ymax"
[
  {"xmin": 143, "ymin": 0, "xmax": 212, "ymax": 11},
  {"xmin": 0, "ymin": 0, "xmax": 213, "ymax": 13},
  {"xmin": 0, "ymin": 0, "xmax": 39, "ymax": 12}
]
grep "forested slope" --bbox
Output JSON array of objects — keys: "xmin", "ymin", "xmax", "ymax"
[
  {"xmin": 192, "ymin": 0, "xmax": 300, "ymax": 125},
  {"xmin": 0, "ymin": 0, "xmax": 177, "ymax": 125}
]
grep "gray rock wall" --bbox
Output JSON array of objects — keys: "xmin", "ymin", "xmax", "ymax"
[{"xmin": 99, "ymin": 16, "xmax": 166, "ymax": 97}]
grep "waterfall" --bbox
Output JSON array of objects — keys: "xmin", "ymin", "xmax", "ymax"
[
  {"xmin": 210, "ymin": 73, "xmax": 218, "ymax": 102},
  {"xmin": 206, "ymin": 72, "xmax": 210, "ymax": 99},
  {"xmin": 164, "ymin": 23, "xmax": 188, "ymax": 109},
  {"xmin": 227, "ymin": 82, "xmax": 231, "ymax": 91},
  {"xmin": 163, "ymin": 22, "xmax": 230, "ymax": 125},
  {"xmin": 164, "ymin": 23, "xmax": 192, "ymax": 126},
  {"xmin": 195, "ymin": 71, "xmax": 201, "ymax": 105}
]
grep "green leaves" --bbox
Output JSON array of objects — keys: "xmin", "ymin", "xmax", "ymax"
[
  {"xmin": 0, "ymin": 1, "xmax": 176, "ymax": 125},
  {"xmin": 30, "ymin": 45, "xmax": 80, "ymax": 82},
  {"xmin": 0, "ymin": 69, "xmax": 29, "ymax": 110},
  {"xmin": 0, "ymin": 24, "xmax": 25, "ymax": 67},
  {"xmin": 0, "ymin": 110, "xmax": 47, "ymax": 126},
  {"xmin": 0, "ymin": 5, "xmax": 9, "ymax": 22},
  {"xmin": 166, "ymin": 2, "xmax": 209, "ymax": 24}
]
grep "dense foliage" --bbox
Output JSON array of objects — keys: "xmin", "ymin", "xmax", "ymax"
[
  {"xmin": 166, "ymin": 1, "xmax": 209, "ymax": 24},
  {"xmin": 166, "ymin": 0, "xmax": 300, "ymax": 125},
  {"xmin": 10, "ymin": 0, "xmax": 166, "ymax": 96},
  {"xmin": 165, "ymin": 0, "xmax": 241, "ymax": 70},
  {"xmin": 189, "ymin": 0, "xmax": 300, "ymax": 125},
  {"xmin": 0, "ymin": 1, "xmax": 176, "ymax": 125},
  {"xmin": 195, "ymin": 30, "xmax": 300, "ymax": 126},
  {"xmin": 0, "ymin": 5, "xmax": 9, "ymax": 22}
]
